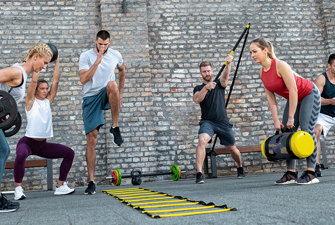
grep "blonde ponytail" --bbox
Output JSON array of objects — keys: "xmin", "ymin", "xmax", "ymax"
[
  {"xmin": 20, "ymin": 43, "xmax": 53, "ymax": 65},
  {"xmin": 266, "ymin": 41, "xmax": 276, "ymax": 59}
]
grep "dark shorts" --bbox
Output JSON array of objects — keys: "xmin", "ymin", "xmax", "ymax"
[
  {"xmin": 198, "ymin": 120, "xmax": 235, "ymax": 146},
  {"xmin": 82, "ymin": 87, "xmax": 110, "ymax": 135}
]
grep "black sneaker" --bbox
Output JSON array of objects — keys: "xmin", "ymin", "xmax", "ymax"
[
  {"xmin": 110, "ymin": 127, "xmax": 124, "ymax": 146},
  {"xmin": 84, "ymin": 181, "xmax": 96, "ymax": 195},
  {"xmin": 315, "ymin": 164, "xmax": 322, "ymax": 177},
  {"xmin": 237, "ymin": 167, "xmax": 245, "ymax": 178},
  {"xmin": 195, "ymin": 172, "xmax": 204, "ymax": 184},
  {"xmin": 0, "ymin": 194, "xmax": 19, "ymax": 213},
  {"xmin": 296, "ymin": 171, "xmax": 319, "ymax": 185},
  {"xmin": 275, "ymin": 171, "xmax": 298, "ymax": 185}
]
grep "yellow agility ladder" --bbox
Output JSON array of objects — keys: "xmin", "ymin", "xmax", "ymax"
[{"xmin": 102, "ymin": 187, "xmax": 237, "ymax": 218}]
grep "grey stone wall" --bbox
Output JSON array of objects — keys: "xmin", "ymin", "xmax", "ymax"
[{"xmin": 1, "ymin": 0, "xmax": 334, "ymax": 190}]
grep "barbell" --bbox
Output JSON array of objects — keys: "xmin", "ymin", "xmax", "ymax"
[
  {"xmin": 0, "ymin": 90, "xmax": 22, "ymax": 137},
  {"xmin": 2, "ymin": 111, "xmax": 22, "ymax": 137},
  {"xmin": 0, "ymin": 90, "xmax": 18, "ymax": 129},
  {"xmin": 106, "ymin": 164, "xmax": 183, "ymax": 186}
]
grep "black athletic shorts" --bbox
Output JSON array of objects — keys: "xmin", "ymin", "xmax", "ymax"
[{"xmin": 198, "ymin": 120, "xmax": 235, "ymax": 146}]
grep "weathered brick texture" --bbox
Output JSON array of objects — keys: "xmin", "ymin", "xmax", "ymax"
[{"xmin": 1, "ymin": 0, "xmax": 334, "ymax": 190}]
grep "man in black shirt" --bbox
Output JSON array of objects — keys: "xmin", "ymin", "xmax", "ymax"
[
  {"xmin": 314, "ymin": 53, "xmax": 335, "ymax": 177},
  {"xmin": 193, "ymin": 55, "xmax": 245, "ymax": 184}
]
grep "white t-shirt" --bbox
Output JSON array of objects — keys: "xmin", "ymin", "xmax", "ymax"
[
  {"xmin": 0, "ymin": 64, "xmax": 28, "ymax": 104},
  {"xmin": 25, "ymin": 98, "xmax": 53, "ymax": 139},
  {"xmin": 79, "ymin": 48, "xmax": 123, "ymax": 98}
]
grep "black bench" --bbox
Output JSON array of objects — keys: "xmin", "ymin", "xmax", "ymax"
[
  {"xmin": 203, "ymin": 145, "xmax": 262, "ymax": 178},
  {"xmin": 5, "ymin": 159, "xmax": 53, "ymax": 190},
  {"xmin": 204, "ymin": 141, "xmax": 329, "ymax": 178}
]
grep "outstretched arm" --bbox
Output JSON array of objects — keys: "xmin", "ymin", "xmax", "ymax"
[
  {"xmin": 219, "ymin": 55, "xmax": 233, "ymax": 88},
  {"xmin": 47, "ymin": 55, "xmax": 60, "ymax": 105},
  {"xmin": 25, "ymin": 72, "xmax": 40, "ymax": 111},
  {"xmin": 264, "ymin": 87, "xmax": 284, "ymax": 131},
  {"xmin": 260, "ymin": 67, "xmax": 284, "ymax": 131},
  {"xmin": 277, "ymin": 60, "xmax": 298, "ymax": 130}
]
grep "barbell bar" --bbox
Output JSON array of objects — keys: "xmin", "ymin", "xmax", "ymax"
[{"xmin": 106, "ymin": 164, "xmax": 184, "ymax": 186}]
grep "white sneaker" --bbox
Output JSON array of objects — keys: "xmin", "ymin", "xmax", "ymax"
[
  {"xmin": 14, "ymin": 186, "xmax": 26, "ymax": 200},
  {"xmin": 54, "ymin": 182, "xmax": 75, "ymax": 195}
]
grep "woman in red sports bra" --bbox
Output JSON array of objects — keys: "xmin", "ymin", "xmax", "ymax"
[{"xmin": 250, "ymin": 38, "xmax": 321, "ymax": 185}]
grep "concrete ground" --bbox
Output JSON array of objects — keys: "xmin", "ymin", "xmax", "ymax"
[{"xmin": 1, "ymin": 168, "xmax": 335, "ymax": 225}]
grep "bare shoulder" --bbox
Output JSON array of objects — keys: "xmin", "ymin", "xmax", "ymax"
[
  {"xmin": 275, "ymin": 59, "xmax": 293, "ymax": 78},
  {"xmin": 315, "ymin": 74, "xmax": 326, "ymax": 85},
  {"xmin": 276, "ymin": 59, "xmax": 290, "ymax": 68},
  {"xmin": 1, "ymin": 66, "xmax": 22, "ymax": 75},
  {"xmin": 0, "ymin": 66, "xmax": 22, "ymax": 83}
]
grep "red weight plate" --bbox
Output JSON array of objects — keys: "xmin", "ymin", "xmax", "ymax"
[{"xmin": 112, "ymin": 170, "xmax": 118, "ymax": 185}]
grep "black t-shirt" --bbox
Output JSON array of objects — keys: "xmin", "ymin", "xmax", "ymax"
[{"xmin": 193, "ymin": 80, "xmax": 229, "ymax": 124}]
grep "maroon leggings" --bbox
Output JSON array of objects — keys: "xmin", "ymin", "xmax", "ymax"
[{"xmin": 14, "ymin": 136, "xmax": 75, "ymax": 183}]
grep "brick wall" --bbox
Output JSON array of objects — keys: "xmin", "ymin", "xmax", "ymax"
[{"xmin": 1, "ymin": 0, "xmax": 334, "ymax": 190}]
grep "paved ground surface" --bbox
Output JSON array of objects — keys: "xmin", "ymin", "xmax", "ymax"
[{"xmin": 2, "ymin": 168, "xmax": 335, "ymax": 225}]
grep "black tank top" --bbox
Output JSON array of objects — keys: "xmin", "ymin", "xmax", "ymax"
[{"xmin": 320, "ymin": 72, "xmax": 335, "ymax": 117}]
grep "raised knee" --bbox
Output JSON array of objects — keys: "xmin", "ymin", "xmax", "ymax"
[{"xmin": 107, "ymin": 81, "xmax": 118, "ymax": 92}]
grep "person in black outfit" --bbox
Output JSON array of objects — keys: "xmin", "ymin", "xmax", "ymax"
[
  {"xmin": 314, "ymin": 53, "xmax": 335, "ymax": 177},
  {"xmin": 193, "ymin": 55, "xmax": 245, "ymax": 184}
]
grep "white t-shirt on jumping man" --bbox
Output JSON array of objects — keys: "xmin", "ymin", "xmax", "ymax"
[{"xmin": 79, "ymin": 48, "xmax": 123, "ymax": 98}]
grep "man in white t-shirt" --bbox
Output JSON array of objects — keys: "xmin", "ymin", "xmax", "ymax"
[{"xmin": 79, "ymin": 30, "xmax": 125, "ymax": 195}]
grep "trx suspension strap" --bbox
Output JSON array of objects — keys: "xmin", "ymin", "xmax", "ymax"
[
  {"xmin": 213, "ymin": 23, "xmax": 250, "ymax": 82},
  {"xmin": 210, "ymin": 23, "xmax": 251, "ymax": 155}
]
